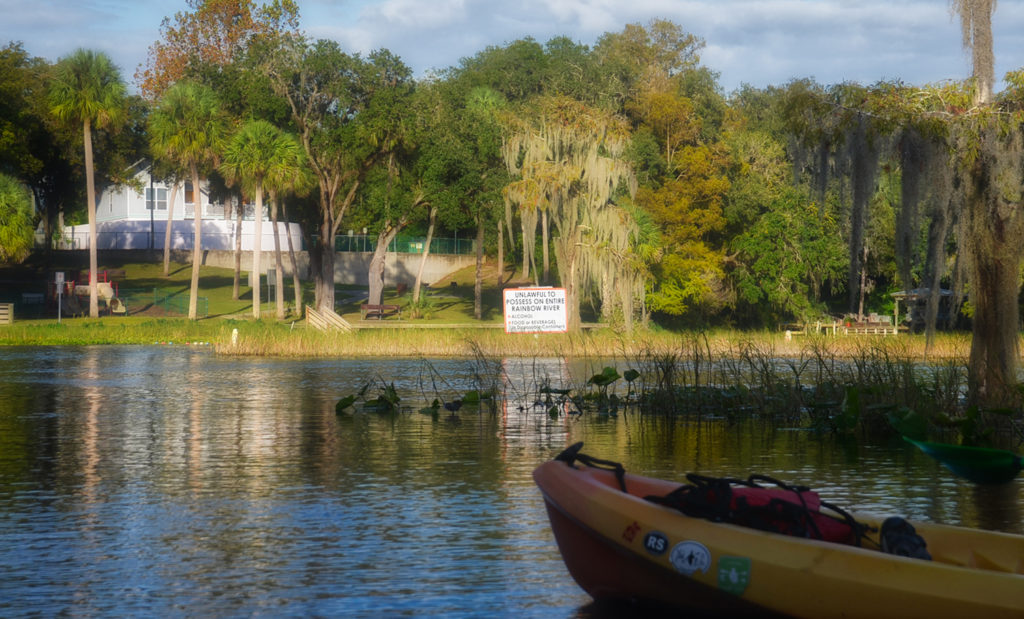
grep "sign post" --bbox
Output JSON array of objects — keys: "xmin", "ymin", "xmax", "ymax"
[
  {"xmin": 503, "ymin": 287, "xmax": 568, "ymax": 334},
  {"xmin": 55, "ymin": 272, "xmax": 64, "ymax": 324}
]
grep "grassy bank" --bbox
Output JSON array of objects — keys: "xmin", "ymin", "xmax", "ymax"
[
  {"xmin": 0, "ymin": 254, "xmax": 977, "ymax": 359},
  {"xmin": 0, "ymin": 313, "xmax": 974, "ymax": 361}
]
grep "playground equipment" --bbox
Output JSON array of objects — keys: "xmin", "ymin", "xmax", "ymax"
[{"xmin": 67, "ymin": 270, "xmax": 127, "ymax": 315}]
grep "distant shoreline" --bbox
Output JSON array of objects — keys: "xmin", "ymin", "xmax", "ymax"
[{"xmin": 0, "ymin": 317, "xmax": 974, "ymax": 361}]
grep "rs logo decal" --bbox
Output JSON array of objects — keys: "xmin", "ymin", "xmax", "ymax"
[{"xmin": 643, "ymin": 531, "xmax": 669, "ymax": 555}]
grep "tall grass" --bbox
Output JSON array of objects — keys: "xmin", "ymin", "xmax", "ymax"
[
  {"xmin": 320, "ymin": 333, "xmax": 989, "ymax": 442},
  {"xmin": 0, "ymin": 317, "xmax": 230, "ymax": 345},
  {"xmin": 1, "ymin": 318, "xmax": 977, "ymax": 362}
]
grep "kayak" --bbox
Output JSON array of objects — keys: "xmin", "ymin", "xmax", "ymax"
[
  {"xmin": 904, "ymin": 436, "xmax": 1023, "ymax": 484},
  {"xmin": 533, "ymin": 443, "xmax": 1024, "ymax": 618}
]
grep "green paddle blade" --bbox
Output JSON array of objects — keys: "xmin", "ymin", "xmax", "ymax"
[{"xmin": 904, "ymin": 437, "xmax": 1023, "ymax": 484}]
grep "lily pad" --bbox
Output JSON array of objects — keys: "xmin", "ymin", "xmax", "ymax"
[{"xmin": 588, "ymin": 367, "xmax": 621, "ymax": 387}]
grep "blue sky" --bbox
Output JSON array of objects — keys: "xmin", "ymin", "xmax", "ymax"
[{"xmin": 3, "ymin": 0, "xmax": 1024, "ymax": 94}]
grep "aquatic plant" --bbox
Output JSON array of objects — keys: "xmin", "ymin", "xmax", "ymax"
[{"xmin": 335, "ymin": 379, "xmax": 402, "ymax": 415}]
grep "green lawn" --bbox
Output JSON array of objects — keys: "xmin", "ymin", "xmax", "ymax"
[
  {"xmin": 0, "ymin": 254, "xmax": 974, "ymax": 362},
  {"xmin": 0, "ymin": 253, "xmax": 527, "ymax": 340}
]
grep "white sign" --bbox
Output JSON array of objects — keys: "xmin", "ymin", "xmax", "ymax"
[
  {"xmin": 503, "ymin": 287, "xmax": 568, "ymax": 333},
  {"xmin": 55, "ymin": 272, "xmax": 64, "ymax": 324}
]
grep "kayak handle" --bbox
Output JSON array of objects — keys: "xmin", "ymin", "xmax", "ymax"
[{"xmin": 555, "ymin": 442, "xmax": 628, "ymax": 492}]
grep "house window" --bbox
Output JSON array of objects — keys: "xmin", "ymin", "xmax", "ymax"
[
  {"xmin": 185, "ymin": 182, "xmax": 195, "ymax": 205},
  {"xmin": 146, "ymin": 187, "xmax": 168, "ymax": 210}
]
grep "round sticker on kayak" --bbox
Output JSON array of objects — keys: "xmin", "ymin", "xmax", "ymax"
[
  {"xmin": 643, "ymin": 531, "xmax": 669, "ymax": 556},
  {"xmin": 670, "ymin": 540, "xmax": 711, "ymax": 575}
]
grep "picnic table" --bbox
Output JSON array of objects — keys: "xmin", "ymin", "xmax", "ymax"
[{"xmin": 360, "ymin": 303, "xmax": 402, "ymax": 320}]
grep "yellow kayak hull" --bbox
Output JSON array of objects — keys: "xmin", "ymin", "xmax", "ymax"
[{"xmin": 533, "ymin": 457, "xmax": 1024, "ymax": 618}]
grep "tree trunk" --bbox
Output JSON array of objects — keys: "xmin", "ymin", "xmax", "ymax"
[
  {"xmin": 313, "ymin": 178, "xmax": 360, "ymax": 312},
  {"xmin": 564, "ymin": 233, "xmax": 581, "ymax": 331},
  {"xmin": 600, "ymin": 265, "xmax": 613, "ymax": 322},
  {"xmin": 474, "ymin": 216, "xmax": 484, "ymax": 320},
  {"xmin": 923, "ymin": 198, "xmax": 952, "ymax": 348},
  {"xmin": 857, "ymin": 244, "xmax": 868, "ymax": 322},
  {"xmin": 314, "ymin": 242, "xmax": 334, "ymax": 312},
  {"xmin": 367, "ymin": 223, "xmax": 402, "ymax": 306},
  {"xmin": 281, "ymin": 200, "xmax": 303, "ymax": 318},
  {"xmin": 40, "ymin": 193, "xmax": 52, "ymax": 256},
  {"xmin": 309, "ymin": 243, "xmax": 322, "ymax": 305},
  {"xmin": 620, "ymin": 278, "xmax": 633, "ymax": 332},
  {"xmin": 163, "ymin": 182, "xmax": 178, "ymax": 277},
  {"xmin": 963, "ymin": 136, "xmax": 1024, "ymax": 412},
  {"xmin": 521, "ymin": 218, "xmax": 531, "ymax": 281},
  {"xmin": 542, "ymin": 208, "xmax": 550, "ymax": 285},
  {"xmin": 270, "ymin": 194, "xmax": 286, "ymax": 320},
  {"xmin": 413, "ymin": 205, "xmax": 436, "ymax": 303},
  {"xmin": 233, "ymin": 195, "xmax": 242, "ymax": 300},
  {"xmin": 252, "ymin": 187, "xmax": 263, "ymax": 319},
  {"xmin": 967, "ymin": 247, "xmax": 1022, "ymax": 411},
  {"xmin": 847, "ymin": 118, "xmax": 878, "ymax": 314},
  {"xmin": 188, "ymin": 164, "xmax": 202, "ymax": 321},
  {"xmin": 497, "ymin": 219, "xmax": 504, "ymax": 287},
  {"xmin": 83, "ymin": 119, "xmax": 98, "ymax": 318}
]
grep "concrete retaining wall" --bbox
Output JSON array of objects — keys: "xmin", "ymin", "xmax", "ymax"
[{"xmin": 63, "ymin": 249, "xmax": 475, "ymax": 287}]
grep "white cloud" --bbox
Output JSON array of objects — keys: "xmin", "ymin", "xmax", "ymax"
[
  {"xmin": 368, "ymin": 0, "xmax": 468, "ymax": 28},
  {"xmin": 3, "ymin": 0, "xmax": 1023, "ymax": 93}
]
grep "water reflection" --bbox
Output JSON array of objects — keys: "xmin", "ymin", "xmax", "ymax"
[{"xmin": 0, "ymin": 347, "xmax": 1020, "ymax": 617}]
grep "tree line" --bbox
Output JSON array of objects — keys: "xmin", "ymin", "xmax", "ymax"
[
  {"xmin": 0, "ymin": 3, "xmax": 846, "ymax": 328},
  {"xmin": 0, "ymin": 3, "xmax": 1016, "ymax": 351}
]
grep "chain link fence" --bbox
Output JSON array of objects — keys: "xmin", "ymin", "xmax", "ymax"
[{"xmin": 331, "ymin": 235, "xmax": 475, "ymax": 255}]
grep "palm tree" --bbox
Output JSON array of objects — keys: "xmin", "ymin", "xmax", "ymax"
[
  {"xmin": 265, "ymin": 133, "xmax": 310, "ymax": 320},
  {"xmin": 220, "ymin": 120, "xmax": 304, "ymax": 319},
  {"xmin": 157, "ymin": 165, "xmax": 183, "ymax": 277},
  {"xmin": 48, "ymin": 49, "xmax": 125, "ymax": 318},
  {"xmin": 0, "ymin": 173, "xmax": 35, "ymax": 263},
  {"xmin": 149, "ymin": 82, "xmax": 227, "ymax": 320}
]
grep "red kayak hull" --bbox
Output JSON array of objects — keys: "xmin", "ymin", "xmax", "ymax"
[{"xmin": 542, "ymin": 496, "xmax": 786, "ymax": 617}]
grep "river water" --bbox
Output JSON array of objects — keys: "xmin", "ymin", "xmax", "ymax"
[{"xmin": 0, "ymin": 346, "xmax": 1020, "ymax": 617}]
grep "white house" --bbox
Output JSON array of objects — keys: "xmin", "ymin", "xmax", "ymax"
[{"xmin": 61, "ymin": 160, "xmax": 302, "ymax": 252}]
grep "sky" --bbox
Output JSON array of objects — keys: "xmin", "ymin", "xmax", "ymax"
[{"xmin": 2, "ymin": 0, "xmax": 1024, "ymax": 94}]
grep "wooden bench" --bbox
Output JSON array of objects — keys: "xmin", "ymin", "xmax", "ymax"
[
  {"xmin": 0, "ymin": 303, "xmax": 12, "ymax": 325},
  {"xmin": 360, "ymin": 303, "xmax": 402, "ymax": 320}
]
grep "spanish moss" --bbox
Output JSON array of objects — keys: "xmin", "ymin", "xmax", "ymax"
[{"xmin": 843, "ymin": 114, "xmax": 882, "ymax": 315}]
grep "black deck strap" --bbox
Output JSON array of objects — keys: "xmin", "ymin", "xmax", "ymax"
[
  {"xmin": 687, "ymin": 473, "xmax": 749, "ymax": 488},
  {"xmin": 555, "ymin": 442, "xmax": 585, "ymax": 464},
  {"xmin": 820, "ymin": 500, "xmax": 877, "ymax": 548},
  {"xmin": 554, "ymin": 442, "xmax": 628, "ymax": 493},
  {"xmin": 746, "ymin": 474, "xmax": 811, "ymax": 494}
]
